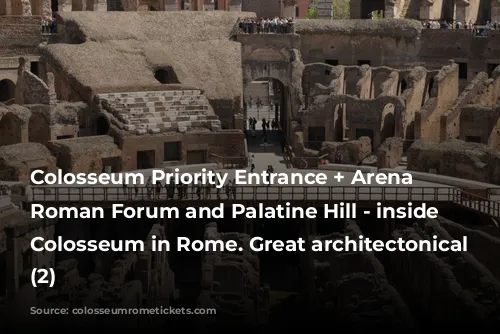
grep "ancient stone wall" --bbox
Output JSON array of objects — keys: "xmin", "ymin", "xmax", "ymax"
[
  {"xmin": 0, "ymin": 142, "xmax": 57, "ymax": 183},
  {"xmin": 0, "ymin": 16, "xmax": 43, "ymax": 57},
  {"xmin": 440, "ymin": 72, "xmax": 490, "ymax": 141},
  {"xmin": 460, "ymin": 105, "xmax": 500, "ymax": 148},
  {"xmin": 46, "ymin": 135, "xmax": 122, "ymax": 174},
  {"xmin": 407, "ymin": 139, "xmax": 500, "ymax": 184},
  {"xmin": 295, "ymin": 19, "xmax": 422, "ymax": 68},
  {"xmin": 415, "ymin": 61, "xmax": 458, "ymax": 141},
  {"xmin": 197, "ymin": 222, "xmax": 260, "ymax": 328},
  {"xmin": 15, "ymin": 57, "xmax": 56, "ymax": 106},
  {"xmin": 419, "ymin": 29, "xmax": 500, "ymax": 80},
  {"xmin": 118, "ymin": 129, "xmax": 245, "ymax": 171}
]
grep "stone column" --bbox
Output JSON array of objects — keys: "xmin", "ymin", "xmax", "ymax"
[
  {"xmin": 419, "ymin": 0, "xmax": 434, "ymax": 20},
  {"xmin": 455, "ymin": 0, "xmax": 469, "ymax": 23},
  {"xmin": 189, "ymin": 0, "xmax": 196, "ymax": 10}
]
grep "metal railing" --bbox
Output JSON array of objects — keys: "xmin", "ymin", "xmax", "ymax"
[
  {"xmin": 27, "ymin": 186, "xmax": 500, "ymax": 218},
  {"xmin": 210, "ymin": 154, "xmax": 248, "ymax": 169}
]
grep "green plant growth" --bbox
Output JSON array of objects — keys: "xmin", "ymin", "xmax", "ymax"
[
  {"xmin": 307, "ymin": 0, "xmax": 350, "ymax": 20},
  {"xmin": 307, "ymin": 0, "xmax": 318, "ymax": 19},
  {"xmin": 371, "ymin": 10, "xmax": 383, "ymax": 19},
  {"xmin": 332, "ymin": 0, "xmax": 350, "ymax": 19}
]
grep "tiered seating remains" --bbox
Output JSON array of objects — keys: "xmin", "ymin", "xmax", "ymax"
[
  {"xmin": 97, "ymin": 90, "xmax": 221, "ymax": 135},
  {"xmin": 0, "ymin": 16, "xmax": 44, "ymax": 57}
]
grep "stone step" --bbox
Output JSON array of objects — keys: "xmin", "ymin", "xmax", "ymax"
[
  {"xmin": 119, "ymin": 108, "xmax": 210, "ymax": 117},
  {"xmin": 112, "ymin": 101, "xmax": 208, "ymax": 109},
  {"xmin": 97, "ymin": 90, "xmax": 201, "ymax": 100},
  {"xmin": 123, "ymin": 120, "xmax": 221, "ymax": 134},
  {"xmin": 108, "ymin": 95, "xmax": 207, "ymax": 105}
]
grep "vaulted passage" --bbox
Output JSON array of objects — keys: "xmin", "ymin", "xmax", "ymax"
[{"xmin": 0, "ymin": 79, "xmax": 15, "ymax": 102}]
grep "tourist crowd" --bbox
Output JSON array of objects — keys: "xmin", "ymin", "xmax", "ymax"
[
  {"xmin": 239, "ymin": 17, "xmax": 295, "ymax": 34},
  {"xmin": 41, "ymin": 16, "xmax": 57, "ymax": 34},
  {"xmin": 422, "ymin": 20, "xmax": 498, "ymax": 30}
]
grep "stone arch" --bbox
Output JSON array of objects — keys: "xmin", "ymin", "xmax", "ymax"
[
  {"xmin": 307, "ymin": 94, "xmax": 405, "ymax": 147},
  {"xmin": 93, "ymin": 115, "xmax": 110, "ymax": 135},
  {"xmin": 0, "ymin": 113, "xmax": 22, "ymax": 146},
  {"xmin": 0, "ymin": 79, "xmax": 16, "ymax": 102},
  {"xmin": 28, "ymin": 112, "xmax": 51, "ymax": 144},
  {"xmin": 244, "ymin": 76, "xmax": 288, "ymax": 132},
  {"xmin": 154, "ymin": 67, "xmax": 180, "ymax": 84}
]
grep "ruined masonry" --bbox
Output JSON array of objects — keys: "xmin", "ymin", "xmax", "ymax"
[{"xmin": 97, "ymin": 90, "xmax": 222, "ymax": 135}]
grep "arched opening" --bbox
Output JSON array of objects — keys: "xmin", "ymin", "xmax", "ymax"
[
  {"xmin": 381, "ymin": 103, "xmax": 395, "ymax": 143},
  {"xmin": 94, "ymin": 116, "xmax": 110, "ymax": 135},
  {"xmin": 28, "ymin": 113, "xmax": 51, "ymax": 144},
  {"xmin": 0, "ymin": 79, "xmax": 15, "ymax": 102},
  {"xmin": 107, "ymin": 0, "xmax": 124, "ymax": 11},
  {"xmin": 154, "ymin": 68, "xmax": 180, "ymax": 84},
  {"xmin": 148, "ymin": 5, "xmax": 156, "ymax": 10},
  {"xmin": 51, "ymin": 0, "xmax": 58, "ymax": 13},
  {"xmin": 0, "ymin": 113, "xmax": 21, "ymax": 146},
  {"xmin": 427, "ymin": 78, "xmax": 435, "ymax": 97},
  {"xmin": 478, "ymin": 0, "xmax": 491, "ymax": 24},
  {"xmin": 371, "ymin": 72, "xmax": 389, "ymax": 98},
  {"xmin": 399, "ymin": 79, "xmax": 407, "ymax": 94},
  {"xmin": 441, "ymin": 0, "xmax": 455, "ymax": 23},
  {"xmin": 360, "ymin": 0, "xmax": 385, "ymax": 19},
  {"xmin": 244, "ymin": 77, "xmax": 287, "ymax": 135}
]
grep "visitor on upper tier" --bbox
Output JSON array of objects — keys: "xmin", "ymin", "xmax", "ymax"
[{"xmin": 239, "ymin": 17, "xmax": 295, "ymax": 34}]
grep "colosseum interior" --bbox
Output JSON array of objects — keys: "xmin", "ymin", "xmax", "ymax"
[{"xmin": 1, "ymin": 0, "xmax": 500, "ymax": 330}]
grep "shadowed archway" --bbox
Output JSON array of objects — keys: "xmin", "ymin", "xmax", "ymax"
[{"xmin": 0, "ymin": 79, "xmax": 15, "ymax": 102}]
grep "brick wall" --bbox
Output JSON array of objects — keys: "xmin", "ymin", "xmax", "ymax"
[{"xmin": 0, "ymin": 16, "xmax": 43, "ymax": 57}]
